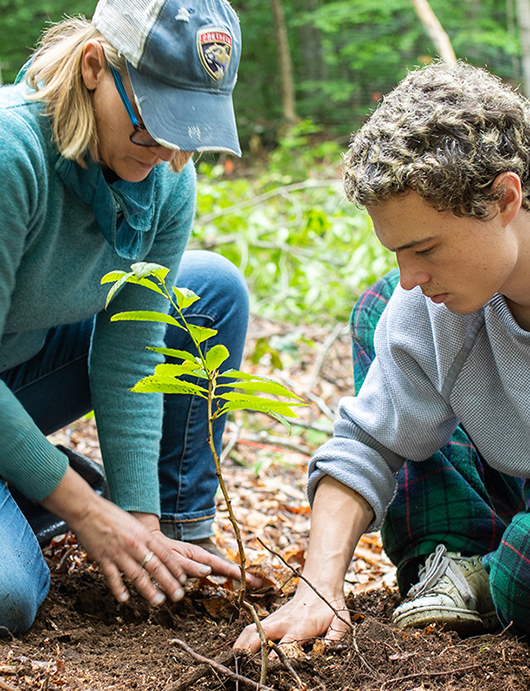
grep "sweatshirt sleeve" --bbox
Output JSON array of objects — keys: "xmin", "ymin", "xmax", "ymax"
[
  {"xmin": 307, "ymin": 286, "xmax": 460, "ymax": 531},
  {"xmin": 88, "ymin": 162, "xmax": 197, "ymax": 515},
  {"xmin": 0, "ymin": 108, "xmax": 69, "ymax": 499}
]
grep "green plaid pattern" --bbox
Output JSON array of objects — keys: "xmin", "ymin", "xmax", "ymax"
[{"xmin": 351, "ymin": 272, "xmax": 529, "ymax": 634}]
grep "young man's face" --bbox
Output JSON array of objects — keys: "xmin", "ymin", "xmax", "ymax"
[{"xmin": 367, "ymin": 191, "xmax": 520, "ymax": 315}]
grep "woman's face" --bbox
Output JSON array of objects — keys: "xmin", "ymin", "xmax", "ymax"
[{"xmin": 82, "ymin": 41, "xmax": 177, "ymax": 182}]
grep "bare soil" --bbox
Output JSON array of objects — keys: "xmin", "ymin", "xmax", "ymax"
[{"xmin": 2, "ymin": 560, "xmax": 530, "ymax": 691}]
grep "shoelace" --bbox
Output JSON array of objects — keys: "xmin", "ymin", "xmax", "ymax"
[{"xmin": 406, "ymin": 544, "xmax": 476, "ymax": 605}]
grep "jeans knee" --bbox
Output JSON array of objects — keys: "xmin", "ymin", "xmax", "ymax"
[
  {"xmin": 178, "ymin": 250, "xmax": 249, "ymax": 317},
  {"xmin": 0, "ymin": 561, "xmax": 50, "ymax": 636},
  {"xmin": 486, "ymin": 513, "xmax": 530, "ymax": 636}
]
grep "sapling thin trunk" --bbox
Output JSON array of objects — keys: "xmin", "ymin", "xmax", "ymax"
[{"xmin": 102, "ymin": 262, "xmax": 304, "ymax": 685}]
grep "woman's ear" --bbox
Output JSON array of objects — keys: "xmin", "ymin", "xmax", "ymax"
[
  {"xmin": 492, "ymin": 171, "xmax": 523, "ymax": 225},
  {"xmin": 81, "ymin": 40, "xmax": 107, "ymax": 91}
]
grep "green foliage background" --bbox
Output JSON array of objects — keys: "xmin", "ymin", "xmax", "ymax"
[
  {"xmin": 0, "ymin": 0, "xmax": 523, "ymax": 144},
  {"xmin": 193, "ymin": 124, "xmax": 397, "ymax": 325}
]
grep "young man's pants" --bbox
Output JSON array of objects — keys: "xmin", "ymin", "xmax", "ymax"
[
  {"xmin": 352, "ymin": 269, "xmax": 530, "ymax": 635},
  {"xmin": 0, "ymin": 250, "xmax": 248, "ymax": 635}
]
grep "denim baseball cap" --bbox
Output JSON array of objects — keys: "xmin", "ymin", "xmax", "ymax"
[{"xmin": 93, "ymin": 0, "xmax": 242, "ymax": 155}]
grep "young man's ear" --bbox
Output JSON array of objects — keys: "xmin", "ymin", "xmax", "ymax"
[
  {"xmin": 81, "ymin": 40, "xmax": 107, "ymax": 91},
  {"xmin": 492, "ymin": 171, "xmax": 523, "ymax": 224}
]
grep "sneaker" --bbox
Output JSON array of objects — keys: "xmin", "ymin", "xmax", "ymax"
[{"xmin": 392, "ymin": 544, "xmax": 499, "ymax": 634}]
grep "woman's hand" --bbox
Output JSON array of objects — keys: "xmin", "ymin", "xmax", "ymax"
[
  {"xmin": 41, "ymin": 466, "xmax": 260, "ymax": 606},
  {"xmin": 234, "ymin": 580, "xmax": 351, "ymax": 653}
]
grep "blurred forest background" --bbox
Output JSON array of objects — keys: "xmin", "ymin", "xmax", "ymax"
[{"xmin": 1, "ymin": 0, "xmax": 528, "ymax": 325}]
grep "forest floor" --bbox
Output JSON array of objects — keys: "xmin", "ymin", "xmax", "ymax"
[{"xmin": 1, "ymin": 315, "xmax": 530, "ymax": 690}]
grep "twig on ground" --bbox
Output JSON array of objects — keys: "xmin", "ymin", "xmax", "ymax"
[
  {"xmin": 221, "ymin": 418, "xmax": 244, "ymax": 463},
  {"xmin": 353, "ymin": 634, "xmax": 381, "ymax": 681},
  {"xmin": 163, "ymin": 650, "xmax": 235, "ymax": 691},
  {"xmin": 241, "ymin": 600, "xmax": 268, "ymax": 686},
  {"xmin": 269, "ymin": 642, "xmax": 306, "ymax": 690},
  {"xmin": 236, "ymin": 432, "xmax": 313, "ymax": 457},
  {"xmin": 0, "ymin": 627, "xmax": 15, "ymax": 642},
  {"xmin": 257, "ymin": 538, "xmax": 355, "ymax": 630},
  {"xmin": 168, "ymin": 639, "xmax": 276, "ymax": 691},
  {"xmin": 379, "ymin": 663, "xmax": 481, "ymax": 689},
  {"xmin": 279, "ymin": 416, "xmax": 334, "ymax": 435},
  {"xmin": 306, "ymin": 322, "xmax": 348, "ymax": 392},
  {"xmin": 0, "ymin": 679, "xmax": 18, "ymax": 691}
]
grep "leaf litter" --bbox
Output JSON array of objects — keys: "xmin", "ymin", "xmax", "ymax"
[{"xmin": 2, "ymin": 315, "xmax": 530, "ymax": 690}]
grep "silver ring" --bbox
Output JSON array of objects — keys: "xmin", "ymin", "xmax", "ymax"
[{"xmin": 140, "ymin": 550, "xmax": 154, "ymax": 568}]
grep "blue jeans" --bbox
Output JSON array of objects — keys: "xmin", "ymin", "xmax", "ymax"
[{"xmin": 0, "ymin": 250, "xmax": 249, "ymax": 634}]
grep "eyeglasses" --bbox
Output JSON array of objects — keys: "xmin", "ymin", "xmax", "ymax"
[{"xmin": 110, "ymin": 66, "xmax": 160, "ymax": 147}]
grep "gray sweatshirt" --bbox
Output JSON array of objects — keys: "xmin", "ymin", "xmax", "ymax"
[{"xmin": 308, "ymin": 284, "xmax": 530, "ymax": 531}]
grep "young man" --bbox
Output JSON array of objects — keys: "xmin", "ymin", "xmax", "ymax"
[{"xmin": 235, "ymin": 61, "xmax": 530, "ymax": 650}]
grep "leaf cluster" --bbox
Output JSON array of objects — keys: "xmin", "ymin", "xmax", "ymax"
[{"xmin": 101, "ymin": 263, "xmax": 304, "ymax": 428}]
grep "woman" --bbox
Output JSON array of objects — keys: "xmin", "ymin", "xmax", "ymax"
[{"xmin": 0, "ymin": 0, "xmax": 258, "ymax": 636}]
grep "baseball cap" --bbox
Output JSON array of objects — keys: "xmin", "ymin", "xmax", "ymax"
[{"xmin": 92, "ymin": 0, "xmax": 242, "ymax": 156}]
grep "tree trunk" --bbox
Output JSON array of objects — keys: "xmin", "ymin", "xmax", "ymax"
[
  {"xmin": 270, "ymin": 0, "xmax": 297, "ymax": 127},
  {"xmin": 515, "ymin": 0, "xmax": 530, "ymax": 95},
  {"xmin": 409, "ymin": 0, "xmax": 457, "ymax": 65},
  {"xmin": 296, "ymin": 0, "xmax": 327, "ymax": 83}
]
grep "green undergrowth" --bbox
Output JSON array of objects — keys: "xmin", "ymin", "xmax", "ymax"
[{"xmin": 192, "ymin": 122, "xmax": 397, "ymax": 326}]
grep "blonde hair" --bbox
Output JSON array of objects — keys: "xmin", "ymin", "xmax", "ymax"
[{"xmin": 25, "ymin": 17, "xmax": 192, "ymax": 173}]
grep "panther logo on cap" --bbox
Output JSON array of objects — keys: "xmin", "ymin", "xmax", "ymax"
[{"xmin": 197, "ymin": 28, "xmax": 232, "ymax": 81}]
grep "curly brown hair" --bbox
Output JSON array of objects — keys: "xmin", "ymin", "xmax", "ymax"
[{"xmin": 343, "ymin": 61, "xmax": 530, "ymax": 217}]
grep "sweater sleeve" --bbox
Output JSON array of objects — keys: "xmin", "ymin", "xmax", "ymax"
[
  {"xmin": 0, "ymin": 108, "xmax": 69, "ymax": 499},
  {"xmin": 307, "ymin": 286, "xmax": 460, "ymax": 531},
  {"xmin": 88, "ymin": 162, "xmax": 197, "ymax": 515}
]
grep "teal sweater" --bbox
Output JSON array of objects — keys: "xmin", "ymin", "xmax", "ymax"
[{"xmin": 0, "ymin": 81, "xmax": 196, "ymax": 516}]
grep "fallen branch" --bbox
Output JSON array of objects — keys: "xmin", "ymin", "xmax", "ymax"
[
  {"xmin": 379, "ymin": 663, "xmax": 481, "ymax": 689},
  {"xmin": 169, "ymin": 639, "xmax": 276, "ymax": 691},
  {"xmin": 306, "ymin": 322, "xmax": 348, "ymax": 392},
  {"xmin": 163, "ymin": 650, "xmax": 234, "ymax": 691},
  {"xmin": 241, "ymin": 600, "xmax": 268, "ymax": 686},
  {"xmin": 269, "ymin": 641, "xmax": 306, "ymax": 690},
  {"xmin": 275, "ymin": 372, "xmax": 335, "ymax": 420},
  {"xmin": 197, "ymin": 179, "xmax": 342, "ymax": 226},
  {"xmin": 220, "ymin": 418, "xmax": 244, "ymax": 463},
  {"xmin": 257, "ymin": 538, "xmax": 355, "ymax": 630},
  {"xmin": 0, "ymin": 679, "xmax": 18, "ymax": 691}
]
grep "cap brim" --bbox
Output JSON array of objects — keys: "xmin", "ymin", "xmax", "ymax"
[{"xmin": 127, "ymin": 63, "xmax": 241, "ymax": 157}]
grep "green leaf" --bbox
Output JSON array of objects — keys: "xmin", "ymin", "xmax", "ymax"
[
  {"xmin": 217, "ymin": 379, "xmax": 302, "ymax": 399},
  {"xmin": 205, "ymin": 345, "xmax": 230, "ymax": 371},
  {"xmin": 131, "ymin": 376, "xmax": 208, "ymax": 397},
  {"xmin": 110, "ymin": 311, "xmax": 184, "ymax": 328},
  {"xmin": 102, "ymin": 272, "xmax": 133, "ymax": 308},
  {"xmin": 147, "ymin": 346, "xmax": 201, "ymax": 364},
  {"xmin": 153, "ymin": 363, "xmax": 208, "ymax": 379},
  {"xmin": 130, "ymin": 262, "xmax": 170, "ymax": 281},
  {"xmin": 101, "ymin": 270, "xmax": 128, "ymax": 284},
  {"xmin": 218, "ymin": 392, "xmax": 305, "ymax": 409},
  {"xmin": 188, "ymin": 323, "xmax": 218, "ymax": 344},
  {"xmin": 214, "ymin": 396, "xmax": 303, "ymax": 418},
  {"xmin": 173, "ymin": 286, "xmax": 200, "ymax": 309},
  {"xmin": 218, "ymin": 369, "xmax": 285, "ymax": 385},
  {"xmin": 132, "ymin": 277, "xmax": 165, "ymax": 297}
]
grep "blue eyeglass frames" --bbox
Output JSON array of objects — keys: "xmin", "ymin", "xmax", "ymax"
[{"xmin": 110, "ymin": 66, "xmax": 159, "ymax": 147}]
